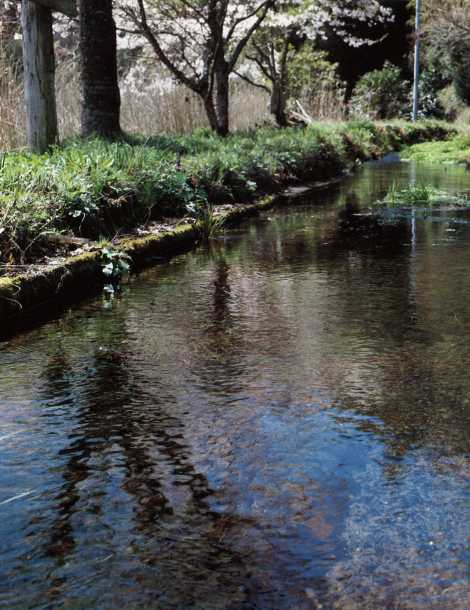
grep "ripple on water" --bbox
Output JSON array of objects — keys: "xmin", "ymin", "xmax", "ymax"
[{"xmin": 0, "ymin": 160, "xmax": 470, "ymax": 609}]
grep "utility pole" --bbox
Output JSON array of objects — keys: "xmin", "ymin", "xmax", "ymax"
[{"xmin": 412, "ymin": 0, "xmax": 421, "ymax": 121}]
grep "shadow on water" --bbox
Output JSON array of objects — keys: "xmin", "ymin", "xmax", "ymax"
[
  {"xmin": 1, "ymin": 313, "xmax": 250, "ymax": 609},
  {"xmin": 0, "ymin": 159, "xmax": 469, "ymax": 609}
]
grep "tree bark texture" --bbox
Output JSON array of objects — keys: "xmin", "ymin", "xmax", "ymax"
[
  {"xmin": 201, "ymin": 74, "xmax": 230, "ymax": 137},
  {"xmin": 270, "ymin": 80, "xmax": 288, "ymax": 127},
  {"xmin": 79, "ymin": 0, "xmax": 121, "ymax": 138},
  {"xmin": 203, "ymin": 96, "xmax": 220, "ymax": 134},
  {"xmin": 21, "ymin": 0, "xmax": 58, "ymax": 153},
  {"xmin": 269, "ymin": 39, "xmax": 290, "ymax": 128},
  {"xmin": 215, "ymin": 64, "xmax": 230, "ymax": 137}
]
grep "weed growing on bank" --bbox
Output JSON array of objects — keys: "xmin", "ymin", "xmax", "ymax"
[{"xmin": 0, "ymin": 120, "xmax": 454, "ymax": 267}]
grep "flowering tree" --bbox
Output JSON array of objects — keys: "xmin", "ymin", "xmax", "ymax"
[
  {"xmin": 235, "ymin": 1, "xmax": 299, "ymax": 127},
  {"xmin": 118, "ymin": 0, "xmax": 274, "ymax": 136},
  {"xmin": 237, "ymin": 0, "xmax": 394, "ymax": 126}
]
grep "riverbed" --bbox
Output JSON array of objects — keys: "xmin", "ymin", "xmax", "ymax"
[{"xmin": 1, "ymin": 157, "xmax": 469, "ymax": 609}]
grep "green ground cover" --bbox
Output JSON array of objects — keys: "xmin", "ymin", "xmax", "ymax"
[
  {"xmin": 0, "ymin": 120, "xmax": 454, "ymax": 267},
  {"xmin": 403, "ymin": 133, "xmax": 470, "ymax": 165}
]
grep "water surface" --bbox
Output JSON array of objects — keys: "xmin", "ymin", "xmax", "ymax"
[{"xmin": 1, "ymin": 159, "xmax": 469, "ymax": 609}]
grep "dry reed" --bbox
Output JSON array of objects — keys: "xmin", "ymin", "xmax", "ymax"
[{"xmin": 0, "ymin": 57, "xmax": 345, "ymax": 151}]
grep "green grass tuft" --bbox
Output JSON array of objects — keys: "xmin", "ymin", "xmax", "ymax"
[{"xmin": 376, "ymin": 183, "xmax": 470, "ymax": 207}]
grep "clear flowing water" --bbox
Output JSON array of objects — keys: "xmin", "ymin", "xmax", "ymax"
[{"xmin": 1, "ymin": 158, "xmax": 469, "ymax": 610}]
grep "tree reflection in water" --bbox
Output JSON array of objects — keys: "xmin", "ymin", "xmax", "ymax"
[{"xmin": 27, "ymin": 313, "xmax": 250, "ymax": 608}]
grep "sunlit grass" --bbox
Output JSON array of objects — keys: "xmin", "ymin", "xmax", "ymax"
[
  {"xmin": 403, "ymin": 134, "xmax": 470, "ymax": 166},
  {"xmin": 0, "ymin": 120, "xmax": 454, "ymax": 265}
]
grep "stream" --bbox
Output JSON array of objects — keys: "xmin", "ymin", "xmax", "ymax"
[{"xmin": 0, "ymin": 157, "xmax": 469, "ymax": 609}]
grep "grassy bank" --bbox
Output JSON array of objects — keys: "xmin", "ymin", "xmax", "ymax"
[
  {"xmin": 403, "ymin": 133, "xmax": 470, "ymax": 165},
  {"xmin": 0, "ymin": 196, "xmax": 278, "ymax": 336},
  {"xmin": 0, "ymin": 120, "xmax": 454, "ymax": 268}
]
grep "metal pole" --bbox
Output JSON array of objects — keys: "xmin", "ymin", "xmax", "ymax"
[{"xmin": 412, "ymin": 0, "xmax": 421, "ymax": 121}]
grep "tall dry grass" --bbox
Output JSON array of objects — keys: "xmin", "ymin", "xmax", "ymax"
[
  {"xmin": 0, "ymin": 56, "xmax": 26, "ymax": 150},
  {"xmin": 1, "ymin": 59, "xmax": 273, "ymax": 150},
  {"xmin": 305, "ymin": 84, "xmax": 346, "ymax": 121},
  {"xmin": 0, "ymin": 57, "xmax": 346, "ymax": 151},
  {"xmin": 121, "ymin": 79, "xmax": 273, "ymax": 135}
]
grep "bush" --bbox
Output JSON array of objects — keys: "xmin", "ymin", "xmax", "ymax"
[
  {"xmin": 451, "ymin": 45, "xmax": 470, "ymax": 106},
  {"xmin": 349, "ymin": 62, "xmax": 410, "ymax": 120},
  {"xmin": 288, "ymin": 47, "xmax": 346, "ymax": 120},
  {"xmin": 416, "ymin": 68, "xmax": 447, "ymax": 120},
  {"xmin": 439, "ymin": 85, "xmax": 465, "ymax": 121}
]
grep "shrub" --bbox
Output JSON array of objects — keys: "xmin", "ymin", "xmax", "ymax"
[
  {"xmin": 451, "ymin": 45, "xmax": 470, "ymax": 106},
  {"xmin": 439, "ymin": 85, "xmax": 465, "ymax": 121},
  {"xmin": 416, "ymin": 69, "xmax": 447, "ymax": 120},
  {"xmin": 349, "ymin": 62, "xmax": 410, "ymax": 120},
  {"xmin": 288, "ymin": 47, "xmax": 347, "ymax": 120}
]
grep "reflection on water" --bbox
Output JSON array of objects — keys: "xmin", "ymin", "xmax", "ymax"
[{"xmin": 0, "ymin": 160, "xmax": 469, "ymax": 609}]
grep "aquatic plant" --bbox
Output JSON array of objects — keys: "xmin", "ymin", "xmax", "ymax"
[
  {"xmin": 100, "ymin": 247, "xmax": 131, "ymax": 288},
  {"xmin": 388, "ymin": 183, "xmax": 438, "ymax": 205},
  {"xmin": 186, "ymin": 195, "xmax": 225, "ymax": 241},
  {"xmin": 377, "ymin": 183, "xmax": 470, "ymax": 207}
]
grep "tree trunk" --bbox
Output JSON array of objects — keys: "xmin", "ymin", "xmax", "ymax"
[
  {"xmin": 202, "ymin": 76, "xmax": 230, "ymax": 137},
  {"xmin": 270, "ymin": 79, "xmax": 288, "ymax": 127},
  {"xmin": 21, "ymin": 0, "xmax": 58, "ymax": 153},
  {"xmin": 79, "ymin": 0, "xmax": 121, "ymax": 138},
  {"xmin": 203, "ymin": 95, "xmax": 220, "ymax": 133},
  {"xmin": 215, "ymin": 66, "xmax": 230, "ymax": 137}
]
